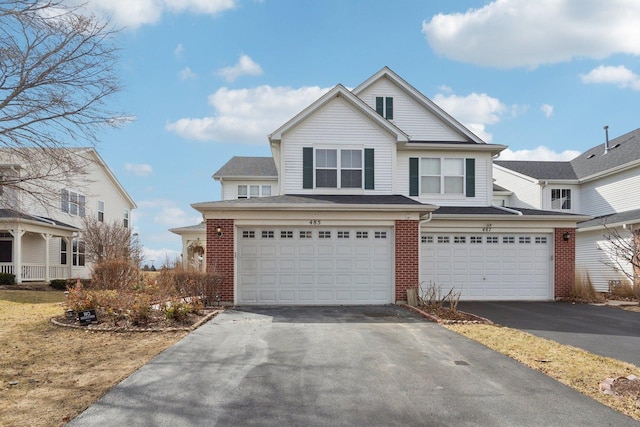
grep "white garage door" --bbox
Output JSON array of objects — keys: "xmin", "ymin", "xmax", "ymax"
[
  {"xmin": 237, "ymin": 227, "xmax": 393, "ymax": 305},
  {"xmin": 420, "ymin": 233, "xmax": 552, "ymax": 301}
]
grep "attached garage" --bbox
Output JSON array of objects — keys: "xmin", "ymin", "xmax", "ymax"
[
  {"xmin": 237, "ymin": 226, "xmax": 393, "ymax": 305},
  {"xmin": 420, "ymin": 232, "xmax": 553, "ymax": 300}
]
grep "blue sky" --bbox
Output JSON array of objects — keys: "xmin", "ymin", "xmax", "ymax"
[{"xmin": 79, "ymin": 0, "xmax": 640, "ymax": 264}]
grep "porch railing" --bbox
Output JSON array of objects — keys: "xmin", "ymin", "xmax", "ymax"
[{"xmin": 0, "ymin": 263, "xmax": 70, "ymax": 281}]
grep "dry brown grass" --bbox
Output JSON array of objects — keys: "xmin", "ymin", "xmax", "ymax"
[
  {"xmin": 570, "ymin": 271, "xmax": 605, "ymax": 303},
  {"xmin": 446, "ymin": 323, "xmax": 640, "ymax": 421},
  {"xmin": 0, "ymin": 290, "xmax": 187, "ymax": 427}
]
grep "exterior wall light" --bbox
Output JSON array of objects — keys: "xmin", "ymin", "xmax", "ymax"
[
  {"xmin": 215, "ymin": 226, "xmax": 223, "ymax": 237},
  {"xmin": 563, "ymin": 232, "xmax": 571, "ymax": 241}
]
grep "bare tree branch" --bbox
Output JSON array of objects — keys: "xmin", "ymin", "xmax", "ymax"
[{"xmin": 600, "ymin": 222, "xmax": 640, "ymax": 285}]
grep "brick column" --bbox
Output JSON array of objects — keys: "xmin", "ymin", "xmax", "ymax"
[
  {"xmin": 395, "ymin": 220, "xmax": 420, "ymax": 303},
  {"xmin": 554, "ymin": 228, "xmax": 575, "ymax": 299},
  {"xmin": 206, "ymin": 219, "xmax": 234, "ymax": 304}
]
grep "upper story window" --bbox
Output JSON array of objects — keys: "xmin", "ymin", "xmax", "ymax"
[
  {"xmin": 238, "ymin": 184, "xmax": 272, "ymax": 199},
  {"xmin": 551, "ymin": 189, "xmax": 571, "ymax": 210},
  {"xmin": 420, "ymin": 158, "xmax": 464, "ymax": 195},
  {"xmin": 61, "ymin": 189, "xmax": 85, "ymax": 217},
  {"xmin": 123, "ymin": 209, "xmax": 129, "ymax": 228},
  {"xmin": 375, "ymin": 96, "xmax": 393, "ymax": 120},
  {"xmin": 97, "ymin": 200, "xmax": 105, "ymax": 222},
  {"xmin": 315, "ymin": 149, "xmax": 362, "ymax": 188}
]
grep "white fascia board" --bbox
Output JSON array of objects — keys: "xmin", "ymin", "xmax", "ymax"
[
  {"xmin": 431, "ymin": 213, "xmax": 591, "ymax": 224},
  {"xmin": 193, "ymin": 201, "xmax": 437, "ymax": 213},
  {"xmin": 268, "ymin": 84, "xmax": 408, "ymax": 144},
  {"xmin": 578, "ymin": 159, "xmax": 640, "ymax": 184},
  {"xmin": 400, "ymin": 142, "xmax": 507, "ymax": 155},
  {"xmin": 493, "ymin": 164, "xmax": 540, "ymax": 184},
  {"xmin": 577, "ymin": 219, "xmax": 640, "ymax": 233},
  {"xmin": 212, "ymin": 176, "xmax": 277, "ymax": 181},
  {"xmin": 88, "ymin": 148, "xmax": 138, "ymax": 209}
]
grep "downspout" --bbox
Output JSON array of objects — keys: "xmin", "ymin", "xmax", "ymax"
[
  {"xmin": 540, "ymin": 180, "xmax": 548, "ymax": 209},
  {"xmin": 417, "ymin": 212, "xmax": 433, "ymax": 295}
]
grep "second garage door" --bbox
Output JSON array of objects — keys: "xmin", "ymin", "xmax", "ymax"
[
  {"xmin": 420, "ymin": 233, "xmax": 552, "ymax": 300},
  {"xmin": 237, "ymin": 227, "xmax": 393, "ymax": 305}
]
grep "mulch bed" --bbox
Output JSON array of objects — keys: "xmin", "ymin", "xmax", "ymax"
[{"xmin": 403, "ymin": 304, "xmax": 493, "ymax": 324}]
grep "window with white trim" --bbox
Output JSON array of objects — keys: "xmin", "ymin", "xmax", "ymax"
[
  {"xmin": 60, "ymin": 239, "xmax": 68, "ymax": 265},
  {"xmin": 420, "ymin": 158, "xmax": 464, "ymax": 194},
  {"xmin": 238, "ymin": 184, "xmax": 272, "ymax": 199},
  {"xmin": 61, "ymin": 189, "xmax": 86, "ymax": 217},
  {"xmin": 72, "ymin": 238, "xmax": 85, "ymax": 266},
  {"xmin": 375, "ymin": 96, "xmax": 393, "ymax": 119},
  {"xmin": 551, "ymin": 189, "xmax": 571, "ymax": 210},
  {"xmin": 315, "ymin": 149, "xmax": 362, "ymax": 188},
  {"xmin": 97, "ymin": 200, "xmax": 105, "ymax": 222},
  {"xmin": 123, "ymin": 209, "xmax": 129, "ymax": 228}
]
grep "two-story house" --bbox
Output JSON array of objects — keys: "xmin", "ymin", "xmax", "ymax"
[
  {"xmin": 184, "ymin": 67, "xmax": 586, "ymax": 305},
  {"xmin": 0, "ymin": 148, "xmax": 136, "ymax": 283},
  {"xmin": 494, "ymin": 128, "xmax": 640, "ymax": 292}
]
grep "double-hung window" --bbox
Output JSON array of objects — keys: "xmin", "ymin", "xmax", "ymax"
[
  {"xmin": 123, "ymin": 209, "xmax": 129, "ymax": 228},
  {"xmin": 315, "ymin": 149, "xmax": 362, "ymax": 188},
  {"xmin": 551, "ymin": 189, "xmax": 571, "ymax": 210},
  {"xmin": 72, "ymin": 238, "xmax": 85, "ymax": 266},
  {"xmin": 61, "ymin": 189, "xmax": 86, "ymax": 217},
  {"xmin": 97, "ymin": 201, "xmax": 105, "ymax": 222},
  {"xmin": 420, "ymin": 158, "xmax": 464, "ymax": 194}
]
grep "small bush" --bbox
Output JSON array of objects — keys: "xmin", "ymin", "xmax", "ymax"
[
  {"xmin": 610, "ymin": 281, "xmax": 638, "ymax": 299},
  {"xmin": 0, "ymin": 273, "xmax": 16, "ymax": 286},
  {"xmin": 162, "ymin": 297, "xmax": 202, "ymax": 322},
  {"xmin": 49, "ymin": 279, "xmax": 68, "ymax": 290},
  {"xmin": 418, "ymin": 281, "xmax": 462, "ymax": 311},
  {"xmin": 570, "ymin": 271, "xmax": 604, "ymax": 303}
]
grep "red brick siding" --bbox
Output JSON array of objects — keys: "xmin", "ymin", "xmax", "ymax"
[
  {"xmin": 554, "ymin": 228, "xmax": 575, "ymax": 299},
  {"xmin": 395, "ymin": 220, "xmax": 420, "ymax": 303},
  {"xmin": 206, "ymin": 219, "xmax": 234, "ymax": 303}
]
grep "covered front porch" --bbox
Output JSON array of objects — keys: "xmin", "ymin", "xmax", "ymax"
[{"xmin": 0, "ymin": 210, "xmax": 78, "ymax": 283}]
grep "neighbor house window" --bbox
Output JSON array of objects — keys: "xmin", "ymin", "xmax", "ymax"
[
  {"xmin": 315, "ymin": 149, "xmax": 362, "ymax": 188},
  {"xmin": 375, "ymin": 96, "xmax": 393, "ymax": 120},
  {"xmin": 60, "ymin": 239, "xmax": 67, "ymax": 265},
  {"xmin": 420, "ymin": 158, "xmax": 464, "ymax": 195},
  {"xmin": 61, "ymin": 189, "xmax": 86, "ymax": 217},
  {"xmin": 123, "ymin": 209, "xmax": 129, "ymax": 228},
  {"xmin": 72, "ymin": 238, "xmax": 85, "ymax": 266},
  {"xmin": 97, "ymin": 200, "xmax": 105, "ymax": 222},
  {"xmin": 238, "ymin": 184, "xmax": 271, "ymax": 199},
  {"xmin": 551, "ymin": 189, "xmax": 571, "ymax": 210}
]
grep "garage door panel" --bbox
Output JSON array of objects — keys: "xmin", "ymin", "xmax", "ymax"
[
  {"xmin": 238, "ymin": 227, "xmax": 393, "ymax": 305},
  {"xmin": 421, "ymin": 233, "xmax": 551, "ymax": 301}
]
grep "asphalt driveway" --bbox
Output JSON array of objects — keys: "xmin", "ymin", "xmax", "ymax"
[
  {"xmin": 69, "ymin": 306, "xmax": 637, "ymax": 426},
  {"xmin": 458, "ymin": 301, "xmax": 640, "ymax": 367}
]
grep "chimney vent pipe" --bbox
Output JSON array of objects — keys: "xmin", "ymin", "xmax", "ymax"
[{"xmin": 604, "ymin": 125, "xmax": 610, "ymax": 153}]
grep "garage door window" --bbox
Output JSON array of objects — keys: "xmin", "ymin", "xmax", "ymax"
[
  {"xmin": 502, "ymin": 236, "xmax": 515, "ymax": 244},
  {"xmin": 486, "ymin": 237, "xmax": 498, "ymax": 244},
  {"xmin": 319, "ymin": 231, "xmax": 331, "ymax": 238},
  {"xmin": 356, "ymin": 231, "xmax": 368, "ymax": 239},
  {"xmin": 470, "ymin": 236, "xmax": 482, "ymax": 243},
  {"xmin": 375, "ymin": 231, "xmax": 387, "ymax": 239},
  {"xmin": 300, "ymin": 231, "xmax": 312, "ymax": 239},
  {"xmin": 262, "ymin": 231, "xmax": 275, "ymax": 238},
  {"xmin": 535, "ymin": 237, "xmax": 548, "ymax": 244},
  {"xmin": 454, "ymin": 236, "xmax": 466, "ymax": 243},
  {"xmin": 519, "ymin": 236, "xmax": 531, "ymax": 244},
  {"xmin": 281, "ymin": 231, "xmax": 293, "ymax": 239},
  {"xmin": 242, "ymin": 231, "xmax": 255, "ymax": 238},
  {"xmin": 338, "ymin": 231, "xmax": 350, "ymax": 238}
]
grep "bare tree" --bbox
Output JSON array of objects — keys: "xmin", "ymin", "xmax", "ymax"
[
  {"xmin": 600, "ymin": 223, "xmax": 640, "ymax": 288},
  {"xmin": 0, "ymin": 0, "xmax": 126, "ymax": 201},
  {"xmin": 82, "ymin": 216, "xmax": 141, "ymax": 265}
]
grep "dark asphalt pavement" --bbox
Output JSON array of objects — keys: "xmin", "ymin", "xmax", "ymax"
[
  {"xmin": 69, "ymin": 305, "xmax": 638, "ymax": 426},
  {"xmin": 458, "ymin": 301, "xmax": 640, "ymax": 366}
]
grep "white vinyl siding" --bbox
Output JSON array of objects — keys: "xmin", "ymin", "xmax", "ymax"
[
  {"xmin": 576, "ymin": 228, "xmax": 633, "ymax": 292},
  {"xmin": 397, "ymin": 151, "xmax": 491, "ymax": 206},
  {"xmin": 356, "ymin": 77, "xmax": 465, "ymax": 142},
  {"xmin": 492, "ymin": 166, "xmax": 541, "ymax": 209},
  {"xmin": 282, "ymin": 97, "xmax": 394, "ymax": 194},
  {"xmin": 580, "ymin": 168, "xmax": 640, "ymax": 217}
]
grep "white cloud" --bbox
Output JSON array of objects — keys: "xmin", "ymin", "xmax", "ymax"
[
  {"xmin": 218, "ymin": 55, "xmax": 264, "ymax": 82},
  {"xmin": 141, "ymin": 247, "xmax": 181, "ymax": 266},
  {"xmin": 174, "ymin": 43, "xmax": 184, "ymax": 59},
  {"xmin": 422, "ymin": 0, "xmax": 640, "ymax": 68},
  {"xmin": 432, "ymin": 92, "xmax": 508, "ymax": 142},
  {"xmin": 125, "ymin": 163, "xmax": 153, "ymax": 176},
  {"xmin": 79, "ymin": 0, "xmax": 238, "ymax": 29},
  {"xmin": 179, "ymin": 66, "xmax": 197, "ymax": 80},
  {"xmin": 498, "ymin": 146, "xmax": 580, "ymax": 161},
  {"xmin": 154, "ymin": 207, "xmax": 201, "ymax": 228},
  {"xmin": 540, "ymin": 104, "xmax": 554, "ymax": 118},
  {"xmin": 166, "ymin": 85, "xmax": 331, "ymax": 144},
  {"xmin": 580, "ymin": 65, "xmax": 640, "ymax": 91}
]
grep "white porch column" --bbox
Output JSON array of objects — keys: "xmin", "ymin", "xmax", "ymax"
[
  {"xmin": 64, "ymin": 236, "xmax": 72, "ymax": 280},
  {"xmin": 10, "ymin": 229, "xmax": 25, "ymax": 283},
  {"xmin": 41, "ymin": 233, "xmax": 52, "ymax": 283}
]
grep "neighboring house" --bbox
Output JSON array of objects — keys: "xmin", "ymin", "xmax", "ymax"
[
  {"xmin": 0, "ymin": 148, "xmax": 136, "ymax": 283},
  {"xmin": 170, "ymin": 157, "xmax": 278, "ymax": 269},
  {"xmin": 494, "ymin": 127, "xmax": 640, "ymax": 291},
  {"xmin": 177, "ymin": 67, "xmax": 586, "ymax": 305}
]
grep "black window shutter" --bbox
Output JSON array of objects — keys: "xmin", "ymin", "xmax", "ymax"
[
  {"xmin": 386, "ymin": 97, "xmax": 393, "ymax": 120},
  {"xmin": 409, "ymin": 157, "xmax": 419, "ymax": 196},
  {"xmin": 303, "ymin": 147, "xmax": 313, "ymax": 189},
  {"xmin": 465, "ymin": 158, "xmax": 475, "ymax": 197},
  {"xmin": 364, "ymin": 148, "xmax": 374, "ymax": 190},
  {"xmin": 375, "ymin": 97, "xmax": 384, "ymax": 116}
]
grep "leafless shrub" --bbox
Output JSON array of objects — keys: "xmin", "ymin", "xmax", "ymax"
[
  {"xmin": 419, "ymin": 281, "xmax": 462, "ymax": 311},
  {"xmin": 569, "ymin": 270, "xmax": 605, "ymax": 303}
]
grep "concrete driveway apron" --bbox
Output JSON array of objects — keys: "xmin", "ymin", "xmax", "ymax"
[
  {"xmin": 69, "ymin": 305, "xmax": 638, "ymax": 426},
  {"xmin": 458, "ymin": 301, "xmax": 640, "ymax": 367}
]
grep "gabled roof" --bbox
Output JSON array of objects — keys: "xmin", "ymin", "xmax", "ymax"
[
  {"xmin": 577, "ymin": 208, "xmax": 640, "ymax": 230},
  {"xmin": 495, "ymin": 128, "xmax": 640, "ymax": 182},
  {"xmin": 213, "ymin": 157, "xmax": 277, "ymax": 179},
  {"xmin": 434, "ymin": 205, "xmax": 589, "ymax": 220},
  {"xmin": 268, "ymin": 84, "xmax": 409, "ymax": 144},
  {"xmin": 494, "ymin": 161, "xmax": 577, "ymax": 180},
  {"xmin": 353, "ymin": 66, "xmax": 486, "ymax": 145}
]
